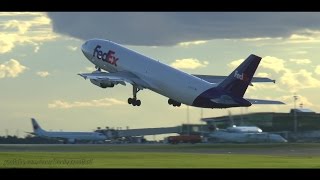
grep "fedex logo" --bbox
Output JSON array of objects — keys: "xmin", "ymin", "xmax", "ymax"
[
  {"xmin": 234, "ymin": 70, "xmax": 249, "ymax": 82},
  {"xmin": 93, "ymin": 45, "xmax": 119, "ymax": 66}
]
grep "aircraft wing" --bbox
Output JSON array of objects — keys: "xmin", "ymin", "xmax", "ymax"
[
  {"xmin": 246, "ymin": 98, "xmax": 285, "ymax": 104},
  {"xmin": 25, "ymin": 132, "xmax": 36, "ymax": 135},
  {"xmin": 192, "ymin": 74, "xmax": 276, "ymax": 84},
  {"xmin": 78, "ymin": 71, "xmax": 151, "ymax": 89}
]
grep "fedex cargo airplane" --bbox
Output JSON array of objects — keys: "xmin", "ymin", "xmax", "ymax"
[
  {"xmin": 79, "ymin": 39, "xmax": 284, "ymax": 108},
  {"xmin": 30, "ymin": 118, "xmax": 107, "ymax": 144}
]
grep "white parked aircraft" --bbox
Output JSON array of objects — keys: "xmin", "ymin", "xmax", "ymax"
[
  {"xmin": 207, "ymin": 130, "xmax": 287, "ymax": 143},
  {"xmin": 79, "ymin": 39, "xmax": 284, "ymax": 108},
  {"xmin": 30, "ymin": 118, "xmax": 107, "ymax": 144},
  {"xmin": 225, "ymin": 110, "xmax": 263, "ymax": 133},
  {"xmin": 204, "ymin": 120, "xmax": 287, "ymax": 143}
]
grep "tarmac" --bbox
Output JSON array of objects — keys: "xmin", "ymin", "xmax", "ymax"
[{"xmin": 1, "ymin": 143, "xmax": 320, "ymax": 155}]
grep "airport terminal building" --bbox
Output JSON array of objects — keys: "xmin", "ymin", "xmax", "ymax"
[
  {"xmin": 93, "ymin": 108, "xmax": 320, "ymax": 143},
  {"xmin": 201, "ymin": 109, "xmax": 320, "ymax": 132},
  {"xmin": 199, "ymin": 109, "xmax": 320, "ymax": 142}
]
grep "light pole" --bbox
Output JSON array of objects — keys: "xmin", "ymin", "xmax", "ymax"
[
  {"xmin": 187, "ymin": 105, "xmax": 190, "ymax": 135},
  {"xmin": 293, "ymin": 94, "xmax": 298, "ymax": 133}
]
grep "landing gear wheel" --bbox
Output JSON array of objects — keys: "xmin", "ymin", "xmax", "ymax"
[
  {"xmin": 168, "ymin": 99, "xmax": 181, "ymax": 107},
  {"xmin": 130, "ymin": 99, "xmax": 141, "ymax": 106},
  {"xmin": 128, "ymin": 85, "xmax": 142, "ymax": 107},
  {"xmin": 136, "ymin": 100, "xmax": 141, "ymax": 106},
  {"xmin": 128, "ymin": 98, "xmax": 133, "ymax": 104}
]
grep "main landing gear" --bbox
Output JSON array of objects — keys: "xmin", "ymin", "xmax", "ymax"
[
  {"xmin": 168, "ymin": 99, "xmax": 181, "ymax": 107},
  {"xmin": 128, "ymin": 85, "xmax": 141, "ymax": 106}
]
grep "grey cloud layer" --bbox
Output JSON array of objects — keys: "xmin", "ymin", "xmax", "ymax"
[{"xmin": 47, "ymin": 12, "xmax": 320, "ymax": 46}]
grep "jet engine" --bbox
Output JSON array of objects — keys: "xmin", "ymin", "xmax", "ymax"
[{"xmin": 90, "ymin": 79, "xmax": 115, "ymax": 88}]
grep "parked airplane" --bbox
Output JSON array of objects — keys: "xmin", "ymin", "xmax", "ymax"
[
  {"xmin": 79, "ymin": 39, "xmax": 284, "ymax": 108},
  {"xmin": 207, "ymin": 130, "xmax": 287, "ymax": 143},
  {"xmin": 30, "ymin": 118, "xmax": 107, "ymax": 144},
  {"xmin": 224, "ymin": 110, "xmax": 263, "ymax": 133},
  {"xmin": 204, "ymin": 112, "xmax": 287, "ymax": 143}
]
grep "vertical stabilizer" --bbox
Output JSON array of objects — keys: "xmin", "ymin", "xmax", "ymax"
[
  {"xmin": 218, "ymin": 54, "xmax": 261, "ymax": 97},
  {"xmin": 31, "ymin": 118, "xmax": 46, "ymax": 135}
]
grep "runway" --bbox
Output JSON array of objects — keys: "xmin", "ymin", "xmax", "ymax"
[{"xmin": 1, "ymin": 143, "xmax": 320, "ymax": 155}]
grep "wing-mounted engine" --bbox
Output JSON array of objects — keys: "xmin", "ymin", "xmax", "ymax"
[
  {"xmin": 78, "ymin": 70, "xmax": 129, "ymax": 89},
  {"xmin": 90, "ymin": 79, "xmax": 115, "ymax": 88}
]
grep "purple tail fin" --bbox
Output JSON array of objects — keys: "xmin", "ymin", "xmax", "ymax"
[{"xmin": 217, "ymin": 54, "xmax": 261, "ymax": 97}]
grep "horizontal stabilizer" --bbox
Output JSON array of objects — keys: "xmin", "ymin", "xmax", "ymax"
[
  {"xmin": 25, "ymin": 132, "xmax": 36, "ymax": 135},
  {"xmin": 246, "ymin": 98, "xmax": 285, "ymax": 104},
  {"xmin": 193, "ymin": 74, "xmax": 275, "ymax": 84}
]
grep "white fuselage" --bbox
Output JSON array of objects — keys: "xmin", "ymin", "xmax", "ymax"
[
  {"xmin": 37, "ymin": 131, "xmax": 107, "ymax": 141},
  {"xmin": 81, "ymin": 39, "xmax": 214, "ymax": 105},
  {"xmin": 208, "ymin": 131, "xmax": 287, "ymax": 143},
  {"xmin": 226, "ymin": 126, "xmax": 263, "ymax": 133}
]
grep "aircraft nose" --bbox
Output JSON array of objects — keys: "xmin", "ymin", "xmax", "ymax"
[
  {"xmin": 81, "ymin": 41, "xmax": 88, "ymax": 53},
  {"xmin": 81, "ymin": 40, "xmax": 91, "ymax": 59}
]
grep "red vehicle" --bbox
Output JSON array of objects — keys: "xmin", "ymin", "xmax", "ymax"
[{"xmin": 166, "ymin": 135, "xmax": 202, "ymax": 144}]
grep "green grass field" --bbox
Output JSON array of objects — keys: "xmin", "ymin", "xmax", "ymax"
[{"xmin": 1, "ymin": 152, "xmax": 320, "ymax": 168}]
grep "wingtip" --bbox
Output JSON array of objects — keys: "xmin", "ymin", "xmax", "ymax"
[{"xmin": 78, "ymin": 73, "xmax": 86, "ymax": 80}]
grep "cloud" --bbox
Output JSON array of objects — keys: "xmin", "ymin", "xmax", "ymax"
[
  {"xmin": 260, "ymin": 56, "xmax": 287, "ymax": 73},
  {"xmin": 228, "ymin": 56, "xmax": 320, "ymax": 92},
  {"xmin": 36, "ymin": 71, "xmax": 50, "ymax": 77},
  {"xmin": 280, "ymin": 69, "xmax": 320, "ymax": 90},
  {"xmin": 34, "ymin": 46, "xmax": 40, "ymax": 53},
  {"xmin": 229, "ymin": 56, "xmax": 286, "ymax": 74},
  {"xmin": 48, "ymin": 98, "xmax": 126, "ymax": 109},
  {"xmin": 0, "ymin": 12, "xmax": 43, "ymax": 16},
  {"xmin": 289, "ymin": 59, "xmax": 311, "ymax": 64},
  {"xmin": 178, "ymin": 40, "xmax": 207, "ymax": 47},
  {"xmin": 0, "ymin": 12, "xmax": 58, "ymax": 54},
  {"xmin": 295, "ymin": 51, "xmax": 308, "ymax": 54},
  {"xmin": 241, "ymin": 37, "xmax": 279, "ymax": 41},
  {"xmin": 0, "ymin": 59, "xmax": 27, "ymax": 78},
  {"xmin": 315, "ymin": 66, "xmax": 320, "ymax": 75},
  {"xmin": 47, "ymin": 12, "xmax": 320, "ymax": 46},
  {"xmin": 228, "ymin": 59, "xmax": 243, "ymax": 68},
  {"xmin": 286, "ymin": 29, "xmax": 320, "ymax": 44},
  {"xmin": 229, "ymin": 56, "xmax": 287, "ymax": 73},
  {"xmin": 170, "ymin": 58, "xmax": 209, "ymax": 69},
  {"xmin": 85, "ymin": 67, "xmax": 96, "ymax": 72},
  {"xmin": 67, "ymin": 45, "xmax": 78, "ymax": 51},
  {"xmin": 256, "ymin": 72, "xmax": 270, "ymax": 77}
]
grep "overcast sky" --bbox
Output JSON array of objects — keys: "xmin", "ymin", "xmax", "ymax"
[{"xmin": 1, "ymin": 12, "xmax": 320, "ymax": 139}]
